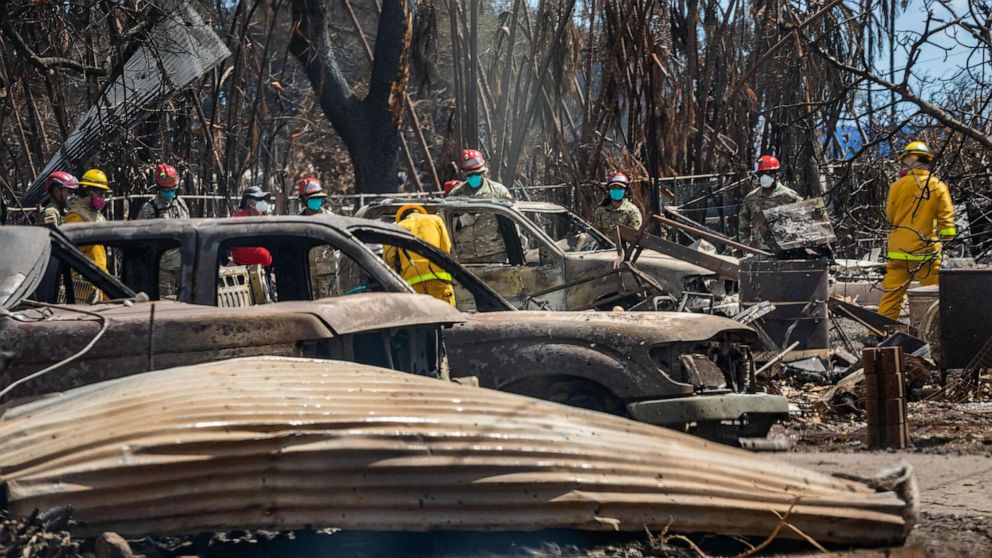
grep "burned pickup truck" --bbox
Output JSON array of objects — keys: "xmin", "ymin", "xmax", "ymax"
[
  {"xmin": 55, "ymin": 216, "xmax": 787, "ymax": 443},
  {"xmin": 354, "ymin": 198, "xmax": 730, "ymax": 311},
  {"xmin": 0, "ymin": 227, "xmax": 460, "ymax": 399}
]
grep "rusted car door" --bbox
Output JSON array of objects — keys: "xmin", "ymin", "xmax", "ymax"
[{"xmin": 438, "ymin": 206, "xmax": 567, "ymax": 309}]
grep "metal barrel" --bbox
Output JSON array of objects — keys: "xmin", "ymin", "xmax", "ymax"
[{"xmin": 739, "ymin": 257, "xmax": 829, "ymax": 352}]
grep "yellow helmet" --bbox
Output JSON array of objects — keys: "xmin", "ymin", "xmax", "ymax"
[
  {"xmin": 78, "ymin": 168, "xmax": 110, "ymax": 190},
  {"xmin": 899, "ymin": 141, "xmax": 933, "ymax": 162},
  {"xmin": 395, "ymin": 203, "xmax": 427, "ymax": 222}
]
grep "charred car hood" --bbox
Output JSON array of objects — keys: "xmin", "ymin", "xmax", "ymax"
[
  {"xmin": 460, "ymin": 311, "xmax": 755, "ymax": 344},
  {"xmin": 0, "ymin": 228, "xmax": 52, "ymax": 308}
]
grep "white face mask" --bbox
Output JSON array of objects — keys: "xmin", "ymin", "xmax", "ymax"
[
  {"xmin": 253, "ymin": 200, "xmax": 271, "ymax": 215},
  {"xmin": 759, "ymin": 174, "xmax": 775, "ymax": 188}
]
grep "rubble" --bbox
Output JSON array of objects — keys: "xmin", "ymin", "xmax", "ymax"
[
  {"xmin": 0, "ymin": 507, "xmax": 78, "ymax": 558},
  {"xmin": 0, "ymin": 357, "xmax": 918, "ymax": 547},
  {"xmin": 761, "ymin": 197, "xmax": 837, "ymax": 254}
]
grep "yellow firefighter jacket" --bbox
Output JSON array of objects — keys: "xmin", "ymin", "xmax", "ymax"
[
  {"xmin": 64, "ymin": 197, "xmax": 108, "ymax": 272},
  {"xmin": 885, "ymin": 169, "xmax": 955, "ymax": 260},
  {"xmin": 383, "ymin": 212, "xmax": 453, "ymax": 287}
]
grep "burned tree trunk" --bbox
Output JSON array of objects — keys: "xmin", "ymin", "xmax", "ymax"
[{"xmin": 290, "ymin": 0, "xmax": 411, "ymax": 193}]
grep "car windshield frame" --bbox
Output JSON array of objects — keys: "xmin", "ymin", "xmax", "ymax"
[{"xmin": 521, "ymin": 208, "xmax": 614, "ymax": 253}]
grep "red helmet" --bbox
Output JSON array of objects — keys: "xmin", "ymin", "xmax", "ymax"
[
  {"xmin": 442, "ymin": 180, "xmax": 460, "ymax": 197},
  {"xmin": 756, "ymin": 155, "xmax": 780, "ymax": 172},
  {"xmin": 44, "ymin": 171, "xmax": 79, "ymax": 193},
  {"xmin": 607, "ymin": 172, "xmax": 630, "ymax": 188},
  {"xmin": 155, "ymin": 164, "xmax": 179, "ymax": 187},
  {"xmin": 461, "ymin": 149, "xmax": 486, "ymax": 172},
  {"xmin": 296, "ymin": 177, "xmax": 326, "ymax": 199}
]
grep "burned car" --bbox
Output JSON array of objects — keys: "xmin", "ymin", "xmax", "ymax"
[
  {"xmin": 0, "ymin": 226, "xmax": 460, "ymax": 400},
  {"xmin": 354, "ymin": 198, "xmax": 728, "ymax": 311},
  {"xmin": 56, "ymin": 216, "xmax": 787, "ymax": 442}
]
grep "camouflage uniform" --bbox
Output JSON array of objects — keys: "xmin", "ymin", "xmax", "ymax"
[
  {"xmin": 302, "ymin": 206, "xmax": 337, "ymax": 298},
  {"xmin": 447, "ymin": 177, "xmax": 514, "ymax": 263},
  {"xmin": 137, "ymin": 194, "xmax": 190, "ymax": 297},
  {"xmin": 137, "ymin": 194, "xmax": 190, "ymax": 221},
  {"xmin": 447, "ymin": 176, "xmax": 513, "ymax": 201},
  {"xmin": 40, "ymin": 201, "xmax": 65, "ymax": 226},
  {"xmin": 738, "ymin": 181, "xmax": 802, "ymax": 250},
  {"xmin": 592, "ymin": 199, "xmax": 642, "ymax": 235}
]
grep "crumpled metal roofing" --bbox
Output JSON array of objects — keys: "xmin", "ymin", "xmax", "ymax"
[{"xmin": 0, "ymin": 357, "xmax": 916, "ymax": 545}]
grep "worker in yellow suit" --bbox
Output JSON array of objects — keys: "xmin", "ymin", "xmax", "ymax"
[
  {"xmin": 383, "ymin": 204, "xmax": 456, "ymax": 307},
  {"xmin": 878, "ymin": 141, "xmax": 956, "ymax": 319},
  {"xmin": 63, "ymin": 169, "xmax": 112, "ymax": 302}
]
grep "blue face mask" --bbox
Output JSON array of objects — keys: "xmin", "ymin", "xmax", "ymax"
[
  {"xmin": 306, "ymin": 197, "xmax": 324, "ymax": 212},
  {"xmin": 609, "ymin": 187, "xmax": 626, "ymax": 202},
  {"xmin": 161, "ymin": 188, "xmax": 177, "ymax": 201},
  {"xmin": 466, "ymin": 174, "xmax": 483, "ymax": 189}
]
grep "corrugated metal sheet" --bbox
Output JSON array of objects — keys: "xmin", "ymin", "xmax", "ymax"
[
  {"xmin": 22, "ymin": 1, "xmax": 230, "ymax": 205},
  {"xmin": 0, "ymin": 357, "xmax": 916, "ymax": 545}
]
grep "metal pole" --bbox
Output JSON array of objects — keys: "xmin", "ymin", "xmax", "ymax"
[{"xmin": 652, "ymin": 214, "xmax": 773, "ymax": 257}]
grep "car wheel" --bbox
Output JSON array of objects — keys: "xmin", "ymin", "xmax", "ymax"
[{"xmin": 504, "ymin": 377, "xmax": 627, "ymax": 416}]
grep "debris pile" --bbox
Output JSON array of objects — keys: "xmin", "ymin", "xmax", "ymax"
[{"xmin": 0, "ymin": 507, "xmax": 78, "ymax": 558}]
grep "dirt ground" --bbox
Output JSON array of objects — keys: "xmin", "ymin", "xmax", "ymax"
[
  {"xmin": 780, "ymin": 451, "xmax": 992, "ymax": 557},
  {"xmin": 762, "ymin": 315, "xmax": 992, "ymax": 557}
]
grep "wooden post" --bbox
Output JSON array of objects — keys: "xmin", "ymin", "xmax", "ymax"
[{"xmin": 863, "ymin": 347, "xmax": 909, "ymax": 449}]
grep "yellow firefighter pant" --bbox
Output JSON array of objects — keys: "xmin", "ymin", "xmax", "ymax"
[
  {"xmin": 878, "ymin": 258, "xmax": 939, "ymax": 319},
  {"xmin": 411, "ymin": 279, "xmax": 456, "ymax": 307}
]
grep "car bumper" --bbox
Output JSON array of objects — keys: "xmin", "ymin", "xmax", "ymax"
[{"xmin": 626, "ymin": 393, "xmax": 789, "ymax": 425}]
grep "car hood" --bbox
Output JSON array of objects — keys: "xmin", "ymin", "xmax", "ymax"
[
  {"xmin": 571, "ymin": 250, "xmax": 715, "ymax": 277},
  {"xmin": 461, "ymin": 310, "xmax": 755, "ymax": 345},
  {"xmin": 0, "ymin": 228, "xmax": 51, "ymax": 309}
]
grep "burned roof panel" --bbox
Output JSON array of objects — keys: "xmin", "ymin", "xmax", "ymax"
[{"xmin": 0, "ymin": 357, "xmax": 916, "ymax": 546}]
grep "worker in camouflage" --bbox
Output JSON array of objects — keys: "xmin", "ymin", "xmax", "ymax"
[
  {"xmin": 447, "ymin": 149, "xmax": 513, "ymax": 200},
  {"xmin": 738, "ymin": 155, "xmax": 802, "ymax": 250},
  {"xmin": 138, "ymin": 164, "xmax": 190, "ymax": 220},
  {"xmin": 137, "ymin": 164, "xmax": 190, "ymax": 298},
  {"xmin": 39, "ymin": 172, "xmax": 79, "ymax": 227},
  {"xmin": 297, "ymin": 177, "xmax": 331, "ymax": 216},
  {"xmin": 297, "ymin": 178, "xmax": 336, "ymax": 298},
  {"xmin": 592, "ymin": 172, "xmax": 642, "ymax": 236},
  {"xmin": 448, "ymin": 149, "xmax": 514, "ymax": 263}
]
